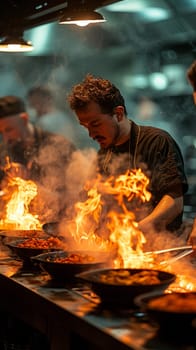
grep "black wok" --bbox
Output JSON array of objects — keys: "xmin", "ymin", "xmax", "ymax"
[
  {"xmin": 77, "ymin": 268, "xmax": 176, "ymax": 308},
  {"xmin": 32, "ymin": 250, "xmax": 110, "ymax": 281},
  {"xmin": 6, "ymin": 237, "xmax": 63, "ymax": 269},
  {"xmin": 42, "ymin": 221, "xmax": 70, "ymax": 244},
  {"xmin": 0, "ymin": 229, "xmax": 45, "ymax": 247},
  {"xmin": 42, "ymin": 222, "xmax": 60, "ymax": 236},
  {"xmin": 135, "ymin": 291, "xmax": 196, "ymax": 329}
]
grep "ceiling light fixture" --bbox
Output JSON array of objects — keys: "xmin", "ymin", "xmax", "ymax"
[
  {"xmin": 59, "ymin": 9, "xmax": 106, "ymax": 27},
  {"xmin": 0, "ymin": 35, "xmax": 34, "ymax": 52}
]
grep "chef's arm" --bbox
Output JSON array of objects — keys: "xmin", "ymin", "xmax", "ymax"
[
  {"xmin": 187, "ymin": 218, "xmax": 196, "ymax": 248},
  {"xmin": 138, "ymin": 195, "xmax": 183, "ymax": 233}
]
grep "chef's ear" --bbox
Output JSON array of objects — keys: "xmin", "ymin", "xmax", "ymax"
[
  {"xmin": 20, "ymin": 112, "xmax": 29, "ymax": 123},
  {"xmin": 113, "ymin": 106, "xmax": 124, "ymax": 121}
]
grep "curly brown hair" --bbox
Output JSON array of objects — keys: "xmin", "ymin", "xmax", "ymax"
[{"xmin": 68, "ymin": 74, "xmax": 127, "ymax": 115}]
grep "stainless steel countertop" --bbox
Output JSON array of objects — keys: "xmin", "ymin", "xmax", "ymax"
[{"xmin": 0, "ymin": 245, "xmax": 195, "ymax": 350}]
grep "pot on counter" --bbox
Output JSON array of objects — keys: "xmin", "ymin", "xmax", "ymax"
[{"xmin": 77, "ymin": 268, "xmax": 176, "ymax": 308}]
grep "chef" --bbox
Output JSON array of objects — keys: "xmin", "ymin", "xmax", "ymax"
[
  {"xmin": 0, "ymin": 95, "xmax": 76, "ymax": 222},
  {"xmin": 68, "ymin": 74, "xmax": 188, "ymax": 235}
]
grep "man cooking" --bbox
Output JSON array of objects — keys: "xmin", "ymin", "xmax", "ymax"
[
  {"xmin": 0, "ymin": 95, "xmax": 76, "ymax": 223},
  {"xmin": 68, "ymin": 74, "xmax": 188, "ymax": 235}
]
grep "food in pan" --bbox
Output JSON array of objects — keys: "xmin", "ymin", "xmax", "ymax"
[
  {"xmin": 17, "ymin": 237, "xmax": 62, "ymax": 249},
  {"xmin": 99, "ymin": 269, "xmax": 161, "ymax": 285},
  {"xmin": 47, "ymin": 253, "xmax": 95, "ymax": 264},
  {"xmin": 0, "ymin": 229, "xmax": 44, "ymax": 238},
  {"xmin": 148, "ymin": 293, "xmax": 196, "ymax": 313}
]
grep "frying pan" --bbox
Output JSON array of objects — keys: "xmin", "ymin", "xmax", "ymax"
[
  {"xmin": 42, "ymin": 221, "xmax": 70, "ymax": 244},
  {"xmin": 0, "ymin": 229, "xmax": 45, "ymax": 247},
  {"xmin": 6, "ymin": 238, "xmax": 63, "ymax": 269},
  {"xmin": 135, "ymin": 291, "xmax": 196, "ymax": 331},
  {"xmin": 32, "ymin": 250, "xmax": 111, "ymax": 281},
  {"xmin": 77, "ymin": 268, "xmax": 176, "ymax": 308},
  {"xmin": 0, "ymin": 229, "xmax": 44, "ymax": 237},
  {"xmin": 42, "ymin": 222, "xmax": 60, "ymax": 236}
]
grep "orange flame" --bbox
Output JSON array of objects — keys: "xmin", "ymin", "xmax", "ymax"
[
  {"xmin": 167, "ymin": 274, "xmax": 196, "ymax": 292},
  {"xmin": 0, "ymin": 159, "xmax": 41, "ymax": 230},
  {"xmin": 103, "ymin": 168, "xmax": 151, "ymax": 204},
  {"xmin": 66, "ymin": 168, "xmax": 153, "ymax": 261},
  {"xmin": 67, "ymin": 180, "xmax": 111, "ymax": 250},
  {"xmin": 103, "ymin": 169, "xmax": 153, "ymax": 268},
  {"xmin": 107, "ymin": 211, "xmax": 154, "ymax": 268}
]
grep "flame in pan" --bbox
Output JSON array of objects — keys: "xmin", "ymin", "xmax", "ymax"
[
  {"xmin": 66, "ymin": 168, "xmax": 154, "ymax": 266},
  {"xmin": 0, "ymin": 159, "xmax": 41, "ymax": 230}
]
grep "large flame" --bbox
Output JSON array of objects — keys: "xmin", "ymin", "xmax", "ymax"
[
  {"xmin": 105, "ymin": 169, "xmax": 154, "ymax": 268},
  {"xmin": 166, "ymin": 270, "xmax": 196, "ymax": 292},
  {"xmin": 1, "ymin": 159, "xmax": 196, "ymax": 291},
  {"xmin": 103, "ymin": 168, "xmax": 151, "ymax": 204},
  {"xmin": 67, "ymin": 179, "xmax": 111, "ymax": 250},
  {"xmin": 66, "ymin": 168, "xmax": 153, "ymax": 262},
  {"xmin": 107, "ymin": 211, "xmax": 154, "ymax": 268},
  {"xmin": 0, "ymin": 160, "xmax": 41, "ymax": 230},
  {"xmin": 65, "ymin": 168, "xmax": 196, "ymax": 292}
]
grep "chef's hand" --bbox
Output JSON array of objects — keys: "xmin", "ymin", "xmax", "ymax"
[
  {"xmin": 137, "ymin": 218, "xmax": 157, "ymax": 235},
  {"xmin": 187, "ymin": 60, "xmax": 196, "ymax": 90}
]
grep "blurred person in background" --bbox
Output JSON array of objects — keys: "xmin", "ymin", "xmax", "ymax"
[
  {"xmin": 68, "ymin": 74, "xmax": 188, "ymax": 236},
  {"xmin": 0, "ymin": 95, "xmax": 76, "ymax": 223},
  {"xmin": 27, "ymin": 85, "xmax": 96, "ymax": 150},
  {"xmin": 186, "ymin": 60, "xmax": 196, "ymax": 246},
  {"xmin": 27, "ymin": 85, "xmax": 77, "ymax": 143}
]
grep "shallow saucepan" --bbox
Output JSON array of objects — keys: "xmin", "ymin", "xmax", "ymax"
[
  {"xmin": 42, "ymin": 222, "xmax": 60, "ymax": 236},
  {"xmin": 6, "ymin": 237, "xmax": 64, "ymax": 266},
  {"xmin": 0, "ymin": 229, "xmax": 46, "ymax": 245},
  {"xmin": 0, "ymin": 229, "xmax": 44, "ymax": 237},
  {"xmin": 77, "ymin": 268, "xmax": 176, "ymax": 308},
  {"xmin": 32, "ymin": 250, "xmax": 111, "ymax": 281},
  {"xmin": 135, "ymin": 291, "xmax": 196, "ymax": 330}
]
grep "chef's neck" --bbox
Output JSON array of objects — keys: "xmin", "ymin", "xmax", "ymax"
[
  {"xmin": 23, "ymin": 122, "xmax": 36, "ymax": 146},
  {"xmin": 115, "ymin": 118, "xmax": 131, "ymax": 146}
]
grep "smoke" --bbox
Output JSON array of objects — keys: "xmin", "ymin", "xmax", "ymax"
[
  {"xmin": 64, "ymin": 148, "xmax": 98, "ymax": 211},
  {"xmin": 30, "ymin": 143, "xmax": 98, "ymax": 224}
]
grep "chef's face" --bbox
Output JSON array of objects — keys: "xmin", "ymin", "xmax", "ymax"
[
  {"xmin": 75, "ymin": 101, "xmax": 120, "ymax": 149},
  {"xmin": 28, "ymin": 94, "xmax": 44, "ymax": 116},
  {"xmin": 0, "ymin": 114, "xmax": 28, "ymax": 145}
]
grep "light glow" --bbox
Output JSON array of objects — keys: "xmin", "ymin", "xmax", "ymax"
[
  {"xmin": 60, "ymin": 19, "xmax": 105, "ymax": 27},
  {"xmin": 149, "ymin": 72, "xmax": 168, "ymax": 90},
  {"xmin": 59, "ymin": 10, "xmax": 106, "ymax": 26},
  {"xmin": 105, "ymin": 0, "xmax": 171, "ymax": 21},
  {"xmin": 0, "ymin": 41, "xmax": 33, "ymax": 52}
]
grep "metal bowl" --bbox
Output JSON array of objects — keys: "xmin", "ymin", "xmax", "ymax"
[
  {"xmin": 135, "ymin": 291, "xmax": 196, "ymax": 329},
  {"xmin": 6, "ymin": 237, "xmax": 63, "ymax": 269},
  {"xmin": 32, "ymin": 250, "xmax": 111, "ymax": 281},
  {"xmin": 42, "ymin": 222, "xmax": 60, "ymax": 236},
  {"xmin": 77, "ymin": 268, "xmax": 176, "ymax": 308},
  {"xmin": 0, "ymin": 229, "xmax": 45, "ymax": 246},
  {"xmin": 0, "ymin": 229, "xmax": 44, "ymax": 236}
]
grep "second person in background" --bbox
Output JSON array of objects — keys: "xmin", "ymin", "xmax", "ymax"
[
  {"xmin": 27, "ymin": 85, "xmax": 77, "ymax": 143},
  {"xmin": 0, "ymin": 95, "xmax": 76, "ymax": 223}
]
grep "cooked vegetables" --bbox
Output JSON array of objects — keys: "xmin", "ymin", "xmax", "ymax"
[{"xmin": 99, "ymin": 269, "xmax": 161, "ymax": 285}]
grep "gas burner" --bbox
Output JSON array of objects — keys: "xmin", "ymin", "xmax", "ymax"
[{"xmin": 71, "ymin": 286, "xmax": 100, "ymax": 304}]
